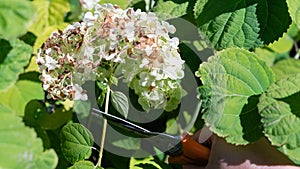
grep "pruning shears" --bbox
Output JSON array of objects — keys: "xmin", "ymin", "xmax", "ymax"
[{"xmin": 91, "ymin": 108, "xmax": 210, "ymax": 165}]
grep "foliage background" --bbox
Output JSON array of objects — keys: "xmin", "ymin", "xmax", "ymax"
[{"xmin": 0, "ymin": 0, "xmax": 300, "ymax": 168}]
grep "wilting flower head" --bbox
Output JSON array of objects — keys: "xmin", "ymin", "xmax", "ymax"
[{"xmin": 37, "ymin": 3, "xmax": 185, "ymax": 111}]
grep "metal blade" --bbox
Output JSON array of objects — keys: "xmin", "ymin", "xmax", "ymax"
[{"xmin": 91, "ymin": 108, "xmax": 182, "ymax": 156}]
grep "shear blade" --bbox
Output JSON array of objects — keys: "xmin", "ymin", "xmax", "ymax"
[{"xmin": 91, "ymin": 108, "xmax": 183, "ymax": 156}]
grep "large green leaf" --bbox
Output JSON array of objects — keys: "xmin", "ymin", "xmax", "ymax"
[
  {"xmin": 196, "ymin": 48, "xmax": 275, "ymax": 144},
  {"xmin": 287, "ymin": 0, "xmax": 300, "ymax": 29},
  {"xmin": 152, "ymin": 0, "xmax": 188, "ymax": 20},
  {"xmin": 194, "ymin": 0, "xmax": 291, "ymax": 50},
  {"xmin": 258, "ymin": 73, "xmax": 300, "ymax": 163},
  {"xmin": 0, "ymin": 39, "xmax": 33, "ymax": 91},
  {"xmin": 0, "ymin": 111, "xmax": 58, "ymax": 169},
  {"xmin": 0, "ymin": 80, "xmax": 44, "ymax": 116},
  {"xmin": 60, "ymin": 123, "xmax": 94, "ymax": 164},
  {"xmin": 272, "ymin": 58, "xmax": 300, "ymax": 80},
  {"xmin": 0, "ymin": 0, "xmax": 36, "ymax": 39}
]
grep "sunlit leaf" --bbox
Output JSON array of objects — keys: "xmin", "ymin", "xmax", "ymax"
[
  {"xmin": 258, "ymin": 73, "xmax": 300, "ymax": 163},
  {"xmin": 272, "ymin": 58, "xmax": 300, "ymax": 80},
  {"xmin": 60, "ymin": 123, "xmax": 94, "ymax": 164},
  {"xmin": 267, "ymin": 33, "xmax": 294, "ymax": 54},
  {"xmin": 0, "ymin": 80, "xmax": 44, "ymax": 116},
  {"xmin": 130, "ymin": 157, "xmax": 162, "ymax": 169},
  {"xmin": 29, "ymin": 0, "xmax": 69, "ymax": 54},
  {"xmin": 0, "ymin": 112, "xmax": 57, "ymax": 169},
  {"xmin": 0, "ymin": 39, "xmax": 32, "ymax": 91},
  {"xmin": 287, "ymin": 0, "xmax": 300, "ymax": 29},
  {"xmin": 196, "ymin": 48, "xmax": 275, "ymax": 144},
  {"xmin": 25, "ymin": 56, "xmax": 39, "ymax": 72},
  {"xmin": 0, "ymin": 0, "xmax": 36, "ymax": 39},
  {"xmin": 29, "ymin": 0, "xmax": 69, "ymax": 34},
  {"xmin": 255, "ymin": 48, "xmax": 276, "ymax": 66},
  {"xmin": 111, "ymin": 91, "xmax": 129, "ymax": 118},
  {"xmin": 152, "ymin": 0, "xmax": 188, "ymax": 20},
  {"xmin": 100, "ymin": 0, "xmax": 132, "ymax": 9}
]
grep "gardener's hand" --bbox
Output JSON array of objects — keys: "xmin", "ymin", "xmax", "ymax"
[{"xmin": 183, "ymin": 128, "xmax": 300, "ymax": 169}]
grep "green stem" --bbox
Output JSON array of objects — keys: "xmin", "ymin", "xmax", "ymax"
[
  {"xmin": 145, "ymin": 0, "xmax": 150, "ymax": 11},
  {"xmin": 96, "ymin": 86, "xmax": 111, "ymax": 168}
]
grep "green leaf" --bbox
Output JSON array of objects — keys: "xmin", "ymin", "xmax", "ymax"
[
  {"xmin": 152, "ymin": 0, "xmax": 188, "ymax": 20},
  {"xmin": 194, "ymin": 0, "xmax": 291, "ymax": 50},
  {"xmin": 135, "ymin": 163, "xmax": 159, "ymax": 169},
  {"xmin": 73, "ymin": 100, "xmax": 91, "ymax": 118},
  {"xmin": 112, "ymin": 137, "xmax": 140, "ymax": 151},
  {"xmin": 165, "ymin": 118, "xmax": 179, "ymax": 135},
  {"xmin": 267, "ymin": 33, "xmax": 294, "ymax": 54},
  {"xmin": 130, "ymin": 157, "xmax": 161, "ymax": 169},
  {"xmin": 34, "ymin": 127, "xmax": 51, "ymax": 149},
  {"xmin": 0, "ymin": 112, "xmax": 58, "ymax": 169},
  {"xmin": 111, "ymin": 91, "xmax": 129, "ymax": 118},
  {"xmin": 256, "ymin": 0, "xmax": 291, "ymax": 44},
  {"xmin": 151, "ymin": 158, "xmax": 173, "ymax": 169},
  {"xmin": 47, "ymin": 129, "xmax": 71, "ymax": 168},
  {"xmin": 279, "ymin": 146, "xmax": 300, "ymax": 165},
  {"xmin": 258, "ymin": 74, "xmax": 300, "ymax": 162},
  {"xmin": 29, "ymin": 0, "xmax": 69, "ymax": 35},
  {"xmin": 68, "ymin": 161, "xmax": 101, "ymax": 169},
  {"xmin": 287, "ymin": 0, "xmax": 300, "ymax": 29},
  {"xmin": 196, "ymin": 48, "xmax": 275, "ymax": 144},
  {"xmin": 0, "ymin": 80, "xmax": 44, "ymax": 116},
  {"xmin": 30, "ymin": 0, "xmax": 69, "ymax": 54},
  {"xmin": 100, "ymin": 0, "xmax": 132, "ymax": 9},
  {"xmin": 0, "ymin": 39, "xmax": 33, "ymax": 91},
  {"xmin": 60, "ymin": 123, "xmax": 94, "ymax": 164},
  {"xmin": 194, "ymin": 0, "xmax": 261, "ymax": 50},
  {"xmin": 272, "ymin": 58, "xmax": 300, "ymax": 80},
  {"xmin": 24, "ymin": 100, "xmax": 73, "ymax": 130},
  {"xmin": 65, "ymin": 0, "xmax": 83, "ymax": 22},
  {"xmin": 254, "ymin": 48, "xmax": 276, "ymax": 66},
  {"xmin": 0, "ymin": 0, "xmax": 36, "ymax": 39}
]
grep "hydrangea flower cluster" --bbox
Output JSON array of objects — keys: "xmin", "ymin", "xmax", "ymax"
[{"xmin": 37, "ymin": 3, "xmax": 185, "ymax": 111}]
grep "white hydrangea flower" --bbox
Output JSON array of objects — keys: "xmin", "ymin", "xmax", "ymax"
[
  {"xmin": 73, "ymin": 84, "xmax": 88, "ymax": 100},
  {"xmin": 37, "ymin": 3, "xmax": 186, "ymax": 111},
  {"xmin": 81, "ymin": 0, "xmax": 100, "ymax": 10}
]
